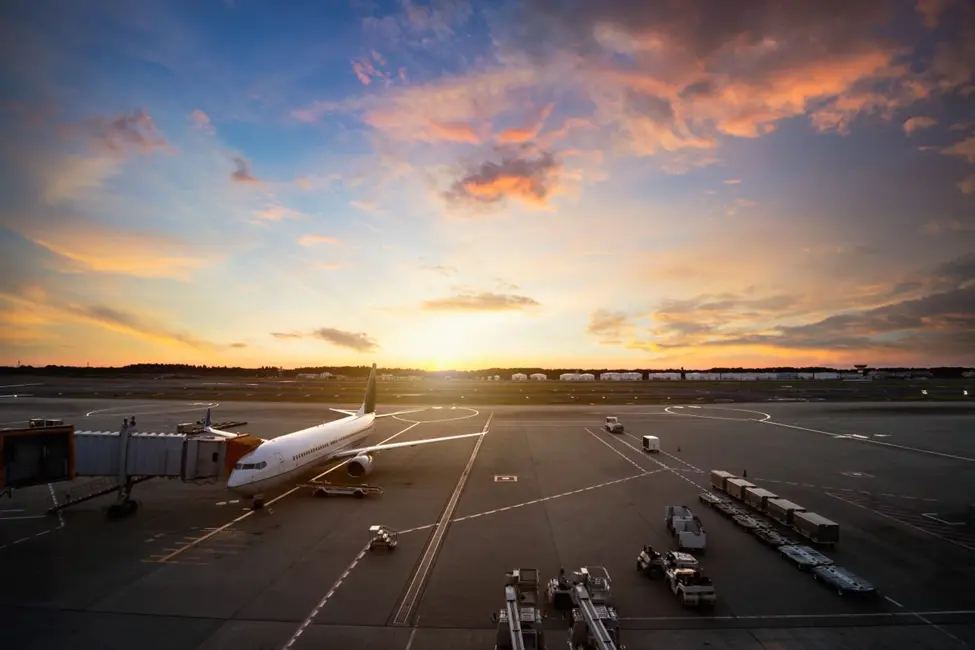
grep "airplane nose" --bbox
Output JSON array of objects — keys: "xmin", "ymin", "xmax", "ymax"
[{"xmin": 227, "ymin": 471, "xmax": 249, "ymax": 492}]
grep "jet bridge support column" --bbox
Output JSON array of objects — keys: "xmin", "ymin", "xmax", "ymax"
[
  {"xmin": 571, "ymin": 584, "xmax": 620, "ymax": 650},
  {"xmin": 109, "ymin": 418, "xmax": 139, "ymax": 519}
]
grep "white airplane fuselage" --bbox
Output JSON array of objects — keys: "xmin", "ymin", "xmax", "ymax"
[{"xmin": 226, "ymin": 412, "xmax": 376, "ymax": 497}]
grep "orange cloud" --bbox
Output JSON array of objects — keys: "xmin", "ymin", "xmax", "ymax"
[
  {"xmin": 427, "ymin": 121, "xmax": 480, "ymax": 143},
  {"xmin": 421, "ymin": 291, "xmax": 541, "ymax": 312},
  {"xmin": 190, "ymin": 109, "xmax": 214, "ymax": 133},
  {"xmin": 253, "ymin": 203, "xmax": 307, "ymax": 221},
  {"xmin": 904, "ymin": 116, "xmax": 937, "ymax": 135},
  {"xmin": 495, "ymin": 102, "xmax": 554, "ymax": 144},
  {"xmin": 0, "ymin": 289, "xmax": 215, "ymax": 351},
  {"xmin": 298, "ymin": 234, "xmax": 339, "ymax": 246},
  {"xmin": 16, "ymin": 215, "xmax": 209, "ymax": 280},
  {"xmin": 444, "ymin": 146, "xmax": 562, "ymax": 210}
]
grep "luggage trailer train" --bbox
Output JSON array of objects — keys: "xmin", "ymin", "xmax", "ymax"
[{"xmin": 709, "ymin": 470, "xmax": 839, "ymax": 546}]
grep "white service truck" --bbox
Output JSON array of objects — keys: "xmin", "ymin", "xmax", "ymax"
[
  {"xmin": 604, "ymin": 416, "xmax": 624, "ymax": 433},
  {"xmin": 666, "ymin": 568, "xmax": 717, "ymax": 607}
]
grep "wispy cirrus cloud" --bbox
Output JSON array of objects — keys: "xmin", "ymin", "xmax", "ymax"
[
  {"xmin": 421, "ymin": 291, "xmax": 541, "ymax": 311},
  {"xmin": 298, "ymin": 233, "xmax": 339, "ymax": 246},
  {"xmin": 271, "ymin": 327, "xmax": 379, "ymax": 352}
]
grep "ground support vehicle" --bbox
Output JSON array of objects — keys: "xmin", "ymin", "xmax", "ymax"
[
  {"xmin": 604, "ymin": 417, "xmax": 624, "ymax": 434},
  {"xmin": 666, "ymin": 567, "xmax": 716, "ymax": 608},
  {"xmin": 636, "ymin": 546, "xmax": 666, "ymax": 578},
  {"xmin": 367, "ymin": 525, "xmax": 398, "ymax": 551}
]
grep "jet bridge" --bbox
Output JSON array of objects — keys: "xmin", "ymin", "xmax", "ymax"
[
  {"xmin": 3, "ymin": 417, "xmax": 260, "ymax": 517},
  {"xmin": 568, "ymin": 582, "xmax": 623, "ymax": 650}
]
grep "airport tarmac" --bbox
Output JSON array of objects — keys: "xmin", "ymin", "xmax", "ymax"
[{"xmin": 1, "ymin": 399, "xmax": 974, "ymax": 649}]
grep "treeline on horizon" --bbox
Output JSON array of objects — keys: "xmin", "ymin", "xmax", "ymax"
[{"xmin": 1, "ymin": 363, "xmax": 973, "ymax": 379}]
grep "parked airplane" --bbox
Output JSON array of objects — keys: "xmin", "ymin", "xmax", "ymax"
[{"xmin": 203, "ymin": 363, "xmax": 487, "ymax": 508}]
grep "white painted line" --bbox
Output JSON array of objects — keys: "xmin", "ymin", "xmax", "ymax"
[
  {"xmin": 584, "ymin": 428, "xmax": 646, "ymax": 473},
  {"xmin": 283, "ymin": 545, "xmax": 370, "ymax": 650},
  {"xmin": 0, "ymin": 508, "xmax": 25, "ymax": 513},
  {"xmin": 761, "ymin": 420, "xmax": 975, "ymax": 462},
  {"xmin": 404, "ymin": 627, "xmax": 418, "ymax": 650},
  {"xmin": 392, "ymin": 414, "xmax": 490, "ymax": 626},
  {"xmin": 885, "ymin": 596, "xmax": 904, "ymax": 608},
  {"xmin": 664, "ymin": 405, "xmax": 772, "ymax": 421},
  {"xmin": 84, "ymin": 402, "xmax": 220, "ymax": 418},
  {"xmin": 155, "ymin": 421, "xmax": 421, "ymax": 564},
  {"xmin": 623, "ymin": 431, "xmax": 703, "ymax": 472},
  {"xmin": 0, "ymin": 515, "xmax": 48, "ymax": 521},
  {"xmin": 922, "ymin": 513, "xmax": 965, "ymax": 526},
  {"xmin": 393, "ymin": 407, "xmax": 478, "ymax": 424},
  {"xmin": 0, "ymin": 383, "xmax": 42, "ymax": 389},
  {"xmin": 450, "ymin": 471, "xmax": 659, "ymax": 525},
  {"xmin": 621, "ymin": 609, "xmax": 975, "ymax": 621},
  {"xmin": 47, "ymin": 482, "xmax": 65, "ymax": 529},
  {"xmin": 595, "ymin": 428, "xmax": 709, "ymax": 492},
  {"xmin": 826, "ymin": 492, "xmax": 975, "ymax": 553},
  {"xmin": 912, "ymin": 611, "xmax": 968, "ymax": 646}
]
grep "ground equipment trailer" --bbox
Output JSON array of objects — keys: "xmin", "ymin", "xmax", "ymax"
[
  {"xmin": 494, "ymin": 571, "xmax": 546, "ymax": 650},
  {"xmin": 664, "ymin": 505, "xmax": 707, "ymax": 552},
  {"xmin": 567, "ymin": 582, "xmax": 625, "ymax": 650},
  {"xmin": 604, "ymin": 417, "xmax": 624, "ymax": 434},
  {"xmin": 301, "ymin": 480, "xmax": 384, "ymax": 498},
  {"xmin": 641, "ymin": 435, "xmax": 660, "ymax": 453},
  {"xmin": 710, "ymin": 470, "xmax": 736, "ymax": 493},
  {"xmin": 744, "ymin": 487, "xmax": 779, "ymax": 513},
  {"xmin": 766, "ymin": 498, "xmax": 806, "ymax": 527},
  {"xmin": 792, "ymin": 511, "xmax": 840, "ymax": 546}
]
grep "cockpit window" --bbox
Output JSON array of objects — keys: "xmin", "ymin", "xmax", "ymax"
[{"xmin": 233, "ymin": 461, "xmax": 267, "ymax": 470}]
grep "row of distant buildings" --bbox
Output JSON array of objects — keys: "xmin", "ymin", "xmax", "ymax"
[{"xmin": 505, "ymin": 370, "xmax": 939, "ymax": 381}]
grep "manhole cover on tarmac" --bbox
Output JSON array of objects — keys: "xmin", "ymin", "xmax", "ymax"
[{"xmin": 494, "ymin": 475, "xmax": 518, "ymax": 483}]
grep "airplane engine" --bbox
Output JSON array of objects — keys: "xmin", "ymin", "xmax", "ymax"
[{"xmin": 348, "ymin": 454, "xmax": 374, "ymax": 477}]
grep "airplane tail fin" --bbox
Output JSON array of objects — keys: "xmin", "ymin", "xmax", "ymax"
[
  {"xmin": 358, "ymin": 363, "xmax": 377, "ymax": 417},
  {"xmin": 203, "ymin": 407, "xmax": 212, "ymax": 429}
]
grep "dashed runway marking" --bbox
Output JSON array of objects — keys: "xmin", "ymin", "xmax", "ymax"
[
  {"xmin": 583, "ymin": 428, "xmax": 647, "ymax": 473},
  {"xmin": 0, "ymin": 483, "xmax": 66, "ymax": 552},
  {"xmin": 741, "ymin": 475, "xmax": 940, "ymax": 502},
  {"xmin": 595, "ymin": 428, "xmax": 710, "ymax": 492},
  {"xmin": 760, "ymin": 420, "xmax": 975, "ymax": 463},
  {"xmin": 398, "ymin": 471, "xmax": 662, "ymax": 535},
  {"xmin": 282, "ymin": 543, "xmax": 370, "ymax": 650},
  {"xmin": 826, "ymin": 491, "xmax": 975, "ymax": 553}
]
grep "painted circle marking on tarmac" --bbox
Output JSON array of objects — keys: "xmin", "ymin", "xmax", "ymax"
[
  {"xmin": 664, "ymin": 405, "xmax": 772, "ymax": 421},
  {"xmin": 393, "ymin": 407, "xmax": 479, "ymax": 424},
  {"xmin": 84, "ymin": 402, "xmax": 220, "ymax": 418}
]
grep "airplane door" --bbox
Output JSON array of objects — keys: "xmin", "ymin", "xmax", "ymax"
[{"xmin": 274, "ymin": 451, "xmax": 285, "ymax": 466}]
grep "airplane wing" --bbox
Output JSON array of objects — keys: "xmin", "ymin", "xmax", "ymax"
[
  {"xmin": 328, "ymin": 407, "xmax": 428, "ymax": 418},
  {"xmin": 331, "ymin": 430, "xmax": 485, "ymax": 459},
  {"xmin": 201, "ymin": 408, "xmax": 267, "ymax": 441}
]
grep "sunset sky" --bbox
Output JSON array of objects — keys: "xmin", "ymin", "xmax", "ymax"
[{"xmin": 1, "ymin": 0, "xmax": 974, "ymax": 370}]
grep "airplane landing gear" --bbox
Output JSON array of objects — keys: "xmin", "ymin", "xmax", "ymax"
[{"xmin": 251, "ymin": 496, "xmax": 266, "ymax": 510}]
